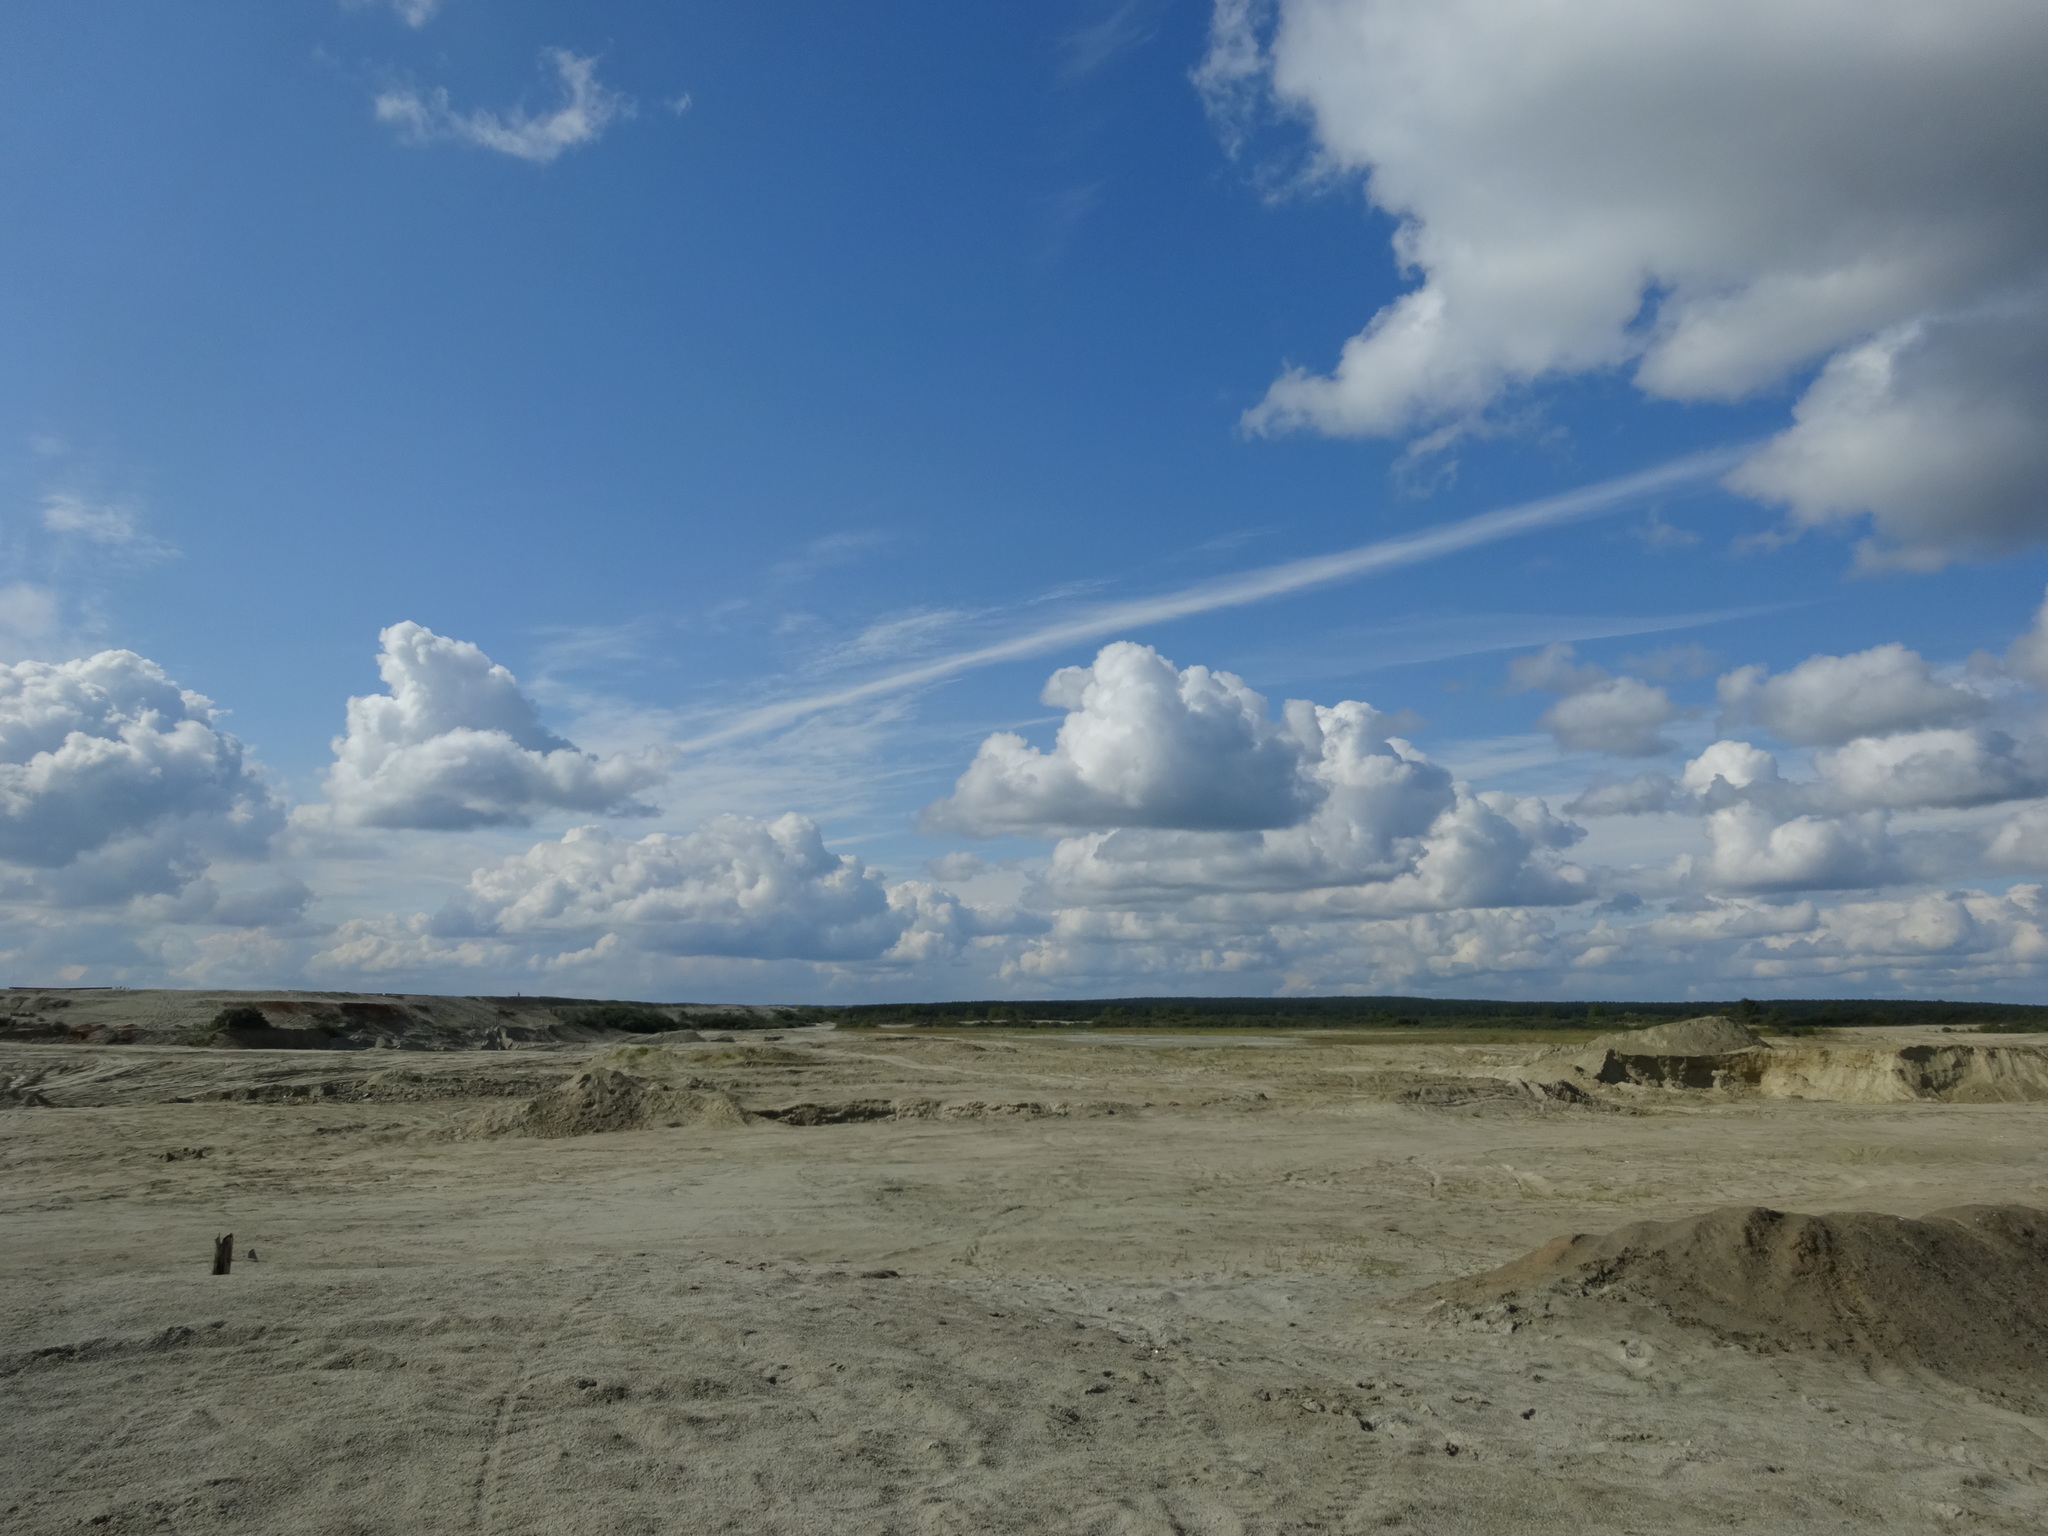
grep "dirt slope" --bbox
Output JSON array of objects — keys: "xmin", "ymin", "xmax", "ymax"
[{"xmin": 1430, "ymin": 1203, "xmax": 2048, "ymax": 1405}]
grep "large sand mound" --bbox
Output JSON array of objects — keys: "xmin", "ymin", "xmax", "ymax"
[
  {"xmin": 1586, "ymin": 1015, "xmax": 1765, "ymax": 1056},
  {"xmin": 1430, "ymin": 1203, "xmax": 2048, "ymax": 1402},
  {"xmin": 478, "ymin": 1068, "xmax": 747, "ymax": 1138}
]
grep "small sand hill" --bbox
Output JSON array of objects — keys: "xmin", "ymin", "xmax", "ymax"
[
  {"xmin": 479, "ymin": 1068, "xmax": 747, "ymax": 1138},
  {"xmin": 1430, "ymin": 1204, "xmax": 2048, "ymax": 1402},
  {"xmin": 1586, "ymin": 1015, "xmax": 1765, "ymax": 1057}
]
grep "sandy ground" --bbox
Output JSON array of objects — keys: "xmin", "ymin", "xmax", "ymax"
[{"xmin": 6, "ymin": 1027, "xmax": 2048, "ymax": 1534}]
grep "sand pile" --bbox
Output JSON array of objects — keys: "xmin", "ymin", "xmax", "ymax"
[
  {"xmin": 479, "ymin": 1068, "xmax": 747, "ymax": 1138},
  {"xmin": 1495, "ymin": 1015, "xmax": 1768, "ymax": 1098},
  {"xmin": 1586, "ymin": 1015, "xmax": 1765, "ymax": 1056},
  {"xmin": 1431, "ymin": 1203, "xmax": 2048, "ymax": 1402}
]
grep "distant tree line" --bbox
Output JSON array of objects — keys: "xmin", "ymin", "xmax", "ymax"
[{"xmin": 826, "ymin": 995, "xmax": 2048, "ymax": 1032}]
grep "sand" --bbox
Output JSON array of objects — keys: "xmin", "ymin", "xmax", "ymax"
[
  {"xmin": 1428, "ymin": 1204, "xmax": 2048, "ymax": 1407},
  {"xmin": 6, "ymin": 1021, "xmax": 2048, "ymax": 1533},
  {"xmin": 1583, "ymin": 1014, "xmax": 1767, "ymax": 1057}
]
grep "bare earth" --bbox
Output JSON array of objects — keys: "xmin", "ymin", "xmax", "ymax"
[{"xmin": 6, "ymin": 1018, "xmax": 2048, "ymax": 1534}]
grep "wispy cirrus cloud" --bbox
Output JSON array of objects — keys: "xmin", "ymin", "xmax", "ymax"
[
  {"xmin": 676, "ymin": 446, "xmax": 1744, "ymax": 752},
  {"xmin": 42, "ymin": 492, "xmax": 178, "ymax": 563},
  {"xmin": 375, "ymin": 49, "xmax": 632, "ymax": 165},
  {"xmin": 1060, "ymin": 0, "xmax": 1168, "ymax": 82},
  {"xmin": 344, "ymin": 0, "xmax": 443, "ymax": 27}
]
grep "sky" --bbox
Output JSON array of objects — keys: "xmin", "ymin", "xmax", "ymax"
[{"xmin": 3, "ymin": 0, "xmax": 2047, "ymax": 1003}]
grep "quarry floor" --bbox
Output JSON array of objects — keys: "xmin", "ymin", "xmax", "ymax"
[{"xmin": 4, "ymin": 1027, "xmax": 2047, "ymax": 1534}]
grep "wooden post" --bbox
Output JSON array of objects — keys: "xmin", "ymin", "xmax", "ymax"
[{"xmin": 212, "ymin": 1233, "xmax": 233, "ymax": 1275}]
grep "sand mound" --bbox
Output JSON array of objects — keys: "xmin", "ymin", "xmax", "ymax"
[
  {"xmin": 479, "ymin": 1068, "xmax": 747, "ymax": 1138},
  {"xmin": 1430, "ymin": 1203, "xmax": 2048, "ymax": 1402},
  {"xmin": 1588, "ymin": 1015, "xmax": 1765, "ymax": 1057}
]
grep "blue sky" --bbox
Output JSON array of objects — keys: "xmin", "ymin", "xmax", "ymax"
[{"xmin": 4, "ymin": 0, "xmax": 2048, "ymax": 1002}]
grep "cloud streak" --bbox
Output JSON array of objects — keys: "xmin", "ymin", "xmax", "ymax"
[
  {"xmin": 376, "ymin": 50, "xmax": 630, "ymax": 165},
  {"xmin": 677, "ymin": 446, "xmax": 1745, "ymax": 753}
]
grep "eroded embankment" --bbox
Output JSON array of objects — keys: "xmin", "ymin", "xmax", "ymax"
[{"xmin": 1586, "ymin": 1042, "xmax": 2048, "ymax": 1103}]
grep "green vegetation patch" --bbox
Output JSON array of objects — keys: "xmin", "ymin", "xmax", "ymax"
[{"xmin": 554, "ymin": 1002, "xmax": 680, "ymax": 1034}]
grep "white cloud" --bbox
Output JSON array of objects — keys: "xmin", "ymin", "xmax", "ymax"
[
  {"xmin": 1507, "ymin": 642, "xmax": 1677, "ymax": 755},
  {"xmin": 375, "ymin": 50, "xmax": 631, "ymax": 165},
  {"xmin": 1987, "ymin": 806, "xmax": 2048, "ymax": 870},
  {"xmin": 310, "ymin": 912, "xmax": 514, "ymax": 977},
  {"xmin": 1717, "ymin": 644, "xmax": 1985, "ymax": 746},
  {"xmin": 1567, "ymin": 772, "xmax": 1681, "ymax": 818},
  {"xmin": 923, "ymin": 850, "xmax": 991, "ymax": 882},
  {"xmin": 313, "ymin": 815, "xmax": 1025, "ymax": 980},
  {"xmin": 1037, "ymin": 772, "xmax": 1582, "ymax": 913},
  {"xmin": 1205, "ymin": 0, "xmax": 2048, "ymax": 563},
  {"xmin": 923, "ymin": 642, "xmax": 1320, "ymax": 835},
  {"xmin": 344, "ymin": 0, "xmax": 443, "ymax": 26},
  {"xmin": 1727, "ymin": 303, "xmax": 2048, "ymax": 569},
  {"xmin": 926, "ymin": 647, "xmax": 1587, "ymax": 915},
  {"xmin": 1695, "ymin": 803, "xmax": 1902, "ymax": 893},
  {"xmin": 0, "ymin": 585, "xmax": 62, "ymax": 661},
  {"xmin": 678, "ymin": 451, "xmax": 1733, "ymax": 755},
  {"xmin": 322, "ymin": 622, "xmax": 667, "ymax": 830},
  {"xmin": 1538, "ymin": 679, "xmax": 1677, "ymax": 757},
  {"xmin": 441, "ymin": 817, "xmax": 905, "ymax": 961},
  {"xmin": 1505, "ymin": 641, "xmax": 1603, "ymax": 695},
  {"xmin": 1680, "ymin": 740, "xmax": 1782, "ymax": 797},
  {"xmin": 41, "ymin": 492, "xmax": 170, "ymax": 554},
  {"xmin": 1062, "ymin": 0, "xmax": 1166, "ymax": 81},
  {"xmin": 1569, "ymin": 887, "xmax": 2048, "ymax": 989},
  {"xmin": 0, "ymin": 650, "xmax": 282, "ymax": 903},
  {"xmin": 1816, "ymin": 728, "xmax": 2045, "ymax": 811},
  {"xmin": 2007, "ymin": 587, "xmax": 2048, "ymax": 687}
]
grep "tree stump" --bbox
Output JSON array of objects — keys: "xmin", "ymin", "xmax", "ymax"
[{"xmin": 212, "ymin": 1233, "xmax": 233, "ymax": 1275}]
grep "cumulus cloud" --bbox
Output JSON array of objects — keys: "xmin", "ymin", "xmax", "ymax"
[
  {"xmin": 1568, "ymin": 887, "xmax": 2048, "ymax": 990},
  {"xmin": 0, "ymin": 650, "xmax": 282, "ymax": 904},
  {"xmin": 1717, "ymin": 644, "xmax": 1985, "ymax": 746},
  {"xmin": 928, "ymin": 646, "xmax": 1586, "ymax": 916},
  {"xmin": 1204, "ymin": 0, "xmax": 2048, "ymax": 562},
  {"xmin": 1728, "ymin": 304, "xmax": 2048, "ymax": 568},
  {"xmin": 439, "ymin": 816, "xmax": 907, "ymax": 961},
  {"xmin": 1537, "ymin": 679, "xmax": 1678, "ymax": 757},
  {"xmin": 1680, "ymin": 740, "xmax": 1782, "ymax": 798},
  {"xmin": 322, "ymin": 622, "xmax": 666, "ymax": 830},
  {"xmin": 1987, "ymin": 806, "xmax": 2048, "ymax": 871},
  {"xmin": 923, "ymin": 642, "xmax": 1320, "ymax": 835},
  {"xmin": 1694, "ymin": 803, "xmax": 1902, "ymax": 893},
  {"xmin": 1038, "ymin": 766, "xmax": 1581, "ymax": 913},
  {"xmin": 314, "ymin": 815, "xmax": 1026, "ymax": 980},
  {"xmin": 1507, "ymin": 642, "xmax": 1677, "ymax": 756},
  {"xmin": 1816, "ymin": 728, "xmax": 2046, "ymax": 810},
  {"xmin": 376, "ymin": 50, "xmax": 631, "ymax": 165}
]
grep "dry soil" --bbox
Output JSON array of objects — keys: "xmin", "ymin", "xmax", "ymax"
[{"xmin": 5, "ymin": 1021, "xmax": 2048, "ymax": 1534}]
